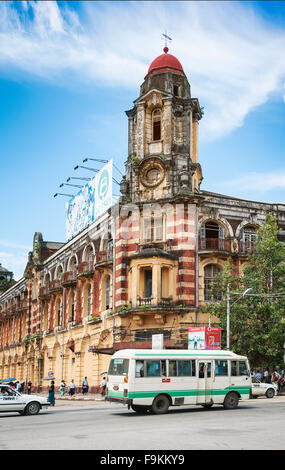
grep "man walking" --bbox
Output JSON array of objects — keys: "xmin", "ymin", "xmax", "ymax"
[
  {"xmin": 82, "ymin": 377, "xmax": 89, "ymax": 395},
  {"xmin": 69, "ymin": 379, "xmax": 76, "ymax": 396}
]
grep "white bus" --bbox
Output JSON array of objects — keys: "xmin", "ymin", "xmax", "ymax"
[{"xmin": 106, "ymin": 349, "xmax": 252, "ymax": 414}]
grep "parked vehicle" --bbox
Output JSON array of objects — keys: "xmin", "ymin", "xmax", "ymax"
[
  {"xmin": 251, "ymin": 377, "xmax": 277, "ymax": 398},
  {"xmin": 0, "ymin": 384, "xmax": 50, "ymax": 415}
]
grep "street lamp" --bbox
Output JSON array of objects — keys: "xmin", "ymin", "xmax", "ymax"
[{"xmin": 226, "ymin": 286, "xmax": 253, "ymax": 350}]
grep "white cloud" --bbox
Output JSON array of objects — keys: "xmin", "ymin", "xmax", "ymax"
[
  {"xmin": 224, "ymin": 170, "xmax": 285, "ymax": 192},
  {"xmin": 0, "ymin": 1, "xmax": 285, "ymax": 140}
]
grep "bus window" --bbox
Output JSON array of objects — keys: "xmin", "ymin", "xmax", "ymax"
[
  {"xmin": 199, "ymin": 363, "xmax": 206, "ymax": 378},
  {"xmin": 146, "ymin": 360, "xmax": 160, "ymax": 377},
  {"xmin": 231, "ymin": 361, "xmax": 237, "ymax": 376},
  {"xmin": 215, "ymin": 360, "xmax": 228, "ymax": 376},
  {"xmin": 169, "ymin": 360, "xmax": 177, "ymax": 377},
  {"xmin": 135, "ymin": 360, "xmax": 144, "ymax": 377},
  {"xmin": 238, "ymin": 361, "xmax": 249, "ymax": 376},
  {"xmin": 207, "ymin": 363, "xmax": 212, "ymax": 377},
  {"xmin": 177, "ymin": 360, "xmax": 195, "ymax": 377},
  {"xmin": 108, "ymin": 359, "xmax": 129, "ymax": 375}
]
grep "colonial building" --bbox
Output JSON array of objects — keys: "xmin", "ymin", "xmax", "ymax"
[{"xmin": 1, "ymin": 47, "xmax": 285, "ymax": 390}]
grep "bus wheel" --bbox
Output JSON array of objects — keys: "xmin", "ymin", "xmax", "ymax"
[
  {"xmin": 223, "ymin": 392, "xmax": 239, "ymax": 410},
  {"xmin": 151, "ymin": 395, "xmax": 170, "ymax": 414},
  {"xmin": 131, "ymin": 405, "xmax": 149, "ymax": 414}
]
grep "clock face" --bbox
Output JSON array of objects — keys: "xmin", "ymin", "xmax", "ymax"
[
  {"xmin": 140, "ymin": 159, "xmax": 165, "ymax": 188},
  {"xmin": 146, "ymin": 168, "xmax": 161, "ymax": 184}
]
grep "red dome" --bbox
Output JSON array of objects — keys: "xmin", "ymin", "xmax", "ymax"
[{"xmin": 145, "ymin": 47, "xmax": 185, "ymax": 79}]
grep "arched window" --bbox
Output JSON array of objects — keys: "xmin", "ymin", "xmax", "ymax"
[
  {"xmin": 200, "ymin": 222, "xmax": 225, "ymax": 250},
  {"xmin": 152, "ymin": 109, "xmax": 161, "ymax": 141},
  {"xmin": 106, "ymin": 239, "xmax": 113, "ymax": 261},
  {"xmin": 204, "ymin": 264, "xmax": 222, "ymax": 301},
  {"xmin": 105, "ymin": 276, "xmax": 111, "ymax": 310},
  {"xmin": 240, "ymin": 226, "xmax": 257, "ymax": 254}
]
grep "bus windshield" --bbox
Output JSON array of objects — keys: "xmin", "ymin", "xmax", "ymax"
[{"xmin": 108, "ymin": 358, "xmax": 129, "ymax": 376}]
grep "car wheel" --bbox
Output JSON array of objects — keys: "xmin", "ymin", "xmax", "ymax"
[
  {"xmin": 223, "ymin": 392, "xmax": 239, "ymax": 410},
  {"xmin": 151, "ymin": 395, "xmax": 170, "ymax": 414},
  {"xmin": 265, "ymin": 388, "xmax": 275, "ymax": 399},
  {"xmin": 25, "ymin": 401, "xmax": 41, "ymax": 415},
  {"xmin": 131, "ymin": 405, "xmax": 149, "ymax": 414}
]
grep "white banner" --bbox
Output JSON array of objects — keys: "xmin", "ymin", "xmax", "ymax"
[
  {"xmin": 66, "ymin": 160, "xmax": 113, "ymax": 240},
  {"xmin": 94, "ymin": 160, "xmax": 113, "ymax": 219}
]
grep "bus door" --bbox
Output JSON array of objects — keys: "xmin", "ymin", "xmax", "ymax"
[{"xmin": 197, "ymin": 361, "xmax": 212, "ymax": 404}]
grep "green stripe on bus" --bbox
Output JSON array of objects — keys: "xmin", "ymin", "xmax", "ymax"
[{"xmin": 108, "ymin": 386, "xmax": 251, "ymax": 400}]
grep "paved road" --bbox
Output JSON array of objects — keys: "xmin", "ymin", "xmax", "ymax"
[{"xmin": 0, "ymin": 397, "xmax": 284, "ymax": 450}]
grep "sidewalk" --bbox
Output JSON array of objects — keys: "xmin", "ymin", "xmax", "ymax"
[{"xmin": 37, "ymin": 391, "xmax": 107, "ymax": 402}]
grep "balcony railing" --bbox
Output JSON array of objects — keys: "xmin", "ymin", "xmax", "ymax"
[
  {"xmin": 77, "ymin": 261, "xmax": 94, "ymax": 277},
  {"xmin": 17, "ymin": 300, "xmax": 28, "ymax": 311},
  {"xmin": 62, "ymin": 271, "xmax": 77, "ymax": 287},
  {"xmin": 95, "ymin": 250, "xmax": 113, "ymax": 266},
  {"xmin": 39, "ymin": 285, "xmax": 51, "ymax": 298},
  {"xmin": 136, "ymin": 295, "xmax": 179, "ymax": 308},
  {"xmin": 49, "ymin": 279, "xmax": 63, "ymax": 292},
  {"xmin": 239, "ymin": 241, "xmax": 255, "ymax": 255},
  {"xmin": 198, "ymin": 238, "xmax": 231, "ymax": 252}
]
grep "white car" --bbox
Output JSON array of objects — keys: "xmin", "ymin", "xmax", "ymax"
[
  {"xmin": 251, "ymin": 377, "xmax": 277, "ymax": 398},
  {"xmin": 0, "ymin": 384, "xmax": 50, "ymax": 415}
]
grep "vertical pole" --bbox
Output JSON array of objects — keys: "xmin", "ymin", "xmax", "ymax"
[{"xmin": 226, "ymin": 284, "xmax": 230, "ymax": 350}]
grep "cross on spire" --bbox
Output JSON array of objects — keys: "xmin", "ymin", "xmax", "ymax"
[{"xmin": 162, "ymin": 31, "xmax": 172, "ymax": 52}]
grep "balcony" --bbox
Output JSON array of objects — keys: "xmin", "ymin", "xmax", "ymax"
[
  {"xmin": 17, "ymin": 300, "xmax": 28, "ymax": 312},
  {"xmin": 95, "ymin": 250, "xmax": 113, "ymax": 268},
  {"xmin": 39, "ymin": 285, "xmax": 51, "ymax": 299},
  {"xmin": 198, "ymin": 238, "xmax": 231, "ymax": 253},
  {"xmin": 62, "ymin": 271, "xmax": 77, "ymax": 287},
  {"xmin": 77, "ymin": 261, "xmax": 94, "ymax": 279},
  {"xmin": 239, "ymin": 241, "xmax": 255, "ymax": 255},
  {"xmin": 135, "ymin": 295, "xmax": 183, "ymax": 309},
  {"xmin": 49, "ymin": 279, "xmax": 63, "ymax": 293}
]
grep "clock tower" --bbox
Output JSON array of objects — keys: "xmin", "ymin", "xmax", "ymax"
[{"xmin": 120, "ymin": 46, "xmax": 203, "ymax": 203}]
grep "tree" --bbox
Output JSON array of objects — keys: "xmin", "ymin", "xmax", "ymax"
[{"xmin": 203, "ymin": 213, "xmax": 285, "ymax": 368}]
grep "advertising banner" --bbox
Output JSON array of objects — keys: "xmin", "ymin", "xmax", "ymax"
[
  {"xmin": 94, "ymin": 160, "xmax": 113, "ymax": 220},
  {"xmin": 66, "ymin": 161, "xmax": 113, "ymax": 240},
  {"xmin": 188, "ymin": 327, "xmax": 221, "ymax": 350}
]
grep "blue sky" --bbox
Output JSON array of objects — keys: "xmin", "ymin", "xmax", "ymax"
[{"xmin": 0, "ymin": 1, "xmax": 285, "ymax": 279}]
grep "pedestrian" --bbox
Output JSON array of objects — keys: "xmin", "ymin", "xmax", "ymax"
[
  {"xmin": 263, "ymin": 369, "xmax": 269, "ymax": 383},
  {"xmin": 272, "ymin": 371, "xmax": 281, "ymax": 394},
  {"xmin": 69, "ymin": 379, "xmax": 76, "ymax": 396},
  {"xmin": 27, "ymin": 380, "xmax": 32, "ymax": 394},
  {"xmin": 101, "ymin": 376, "xmax": 107, "ymax": 397},
  {"xmin": 82, "ymin": 377, "xmax": 89, "ymax": 395},
  {"xmin": 16, "ymin": 381, "xmax": 21, "ymax": 393},
  {"xmin": 60, "ymin": 380, "xmax": 66, "ymax": 397},
  {"xmin": 254, "ymin": 370, "xmax": 262, "ymax": 381},
  {"xmin": 278, "ymin": 373, "xmax": 285, "ymax": 395},
  {"xmin": 48, "ymin": 380, "xmax": 55, "ymax": 406}
]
